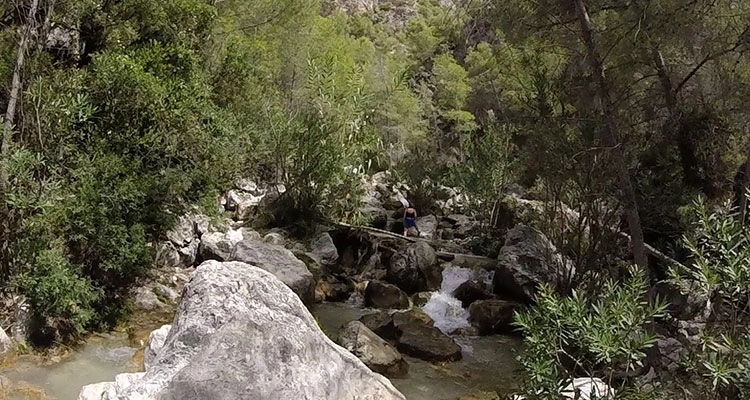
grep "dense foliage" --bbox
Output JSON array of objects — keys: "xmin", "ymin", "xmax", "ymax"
[{"xmin": 0, "ymin": 3, "xmax": 749, "ymax": 396}]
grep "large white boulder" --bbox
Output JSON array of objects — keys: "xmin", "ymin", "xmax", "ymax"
[
  {"xmin": 230, "ymin": 239, "xmax": 314, "ymax": 304},
  {"xmin": 78, "ymin": 261, "xmax": 405, "ymax": 400}
]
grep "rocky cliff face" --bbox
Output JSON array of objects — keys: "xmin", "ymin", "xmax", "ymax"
[{"xmin": 329, "ymin": 0, "xmax": 454, "ymax": 30}]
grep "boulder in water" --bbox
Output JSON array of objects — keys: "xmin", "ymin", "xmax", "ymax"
[
  {"xmin": 468, "ymin": 300, "xmax": 519, "ymax": 335},
  {"xmin": 314, "ymin": 275, "xmax": 353, "ymax": 303},
  {"xmin": 493, "ymin": 226, "xmax": 574, "ymax": 303},
  {"xmin": 411, "ymin": 292, "xmax": 432, "ymax": 307},
  {"xmin": 387, "ymin": 241, "xmax": 438, "ymax": 293},
  {"xmin": 453, "ymin": 280, "xmax": 492, "ymax": 308},
  {"xmin": 359, "ymin": 311, "xmax": 399, "ymax": 341},
  {"xmin": 396, "ymin": 323, "xmax": 462, "ymax": 362},
  {"xmin": 230, "ymin": 239, "xmax": 314, "ymax": 304},
  {"xmin": 144, "ymin": 325, "xmax": 171, "ymax": 370},
  {"xmin": 392, "ymin": 309, "xmax": 434, "ymax": 328},
  {"xmin": 78, "ymin": 261, "xmax": 405, "ymax": 400},
  {"xmin": 364, "ymin": 281, "xmax": 409, "ymax": 309},
  {"xmin": 337, "ymin": 321, "xmax": 409, "ymax": 378}
]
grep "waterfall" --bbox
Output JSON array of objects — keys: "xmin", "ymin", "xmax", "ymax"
[{"xmin": 422, "ymin": 265, "xmax": 493, "ymax": 334}]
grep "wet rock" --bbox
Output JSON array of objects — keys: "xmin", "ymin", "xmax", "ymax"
[
  {"xmin": 365, "ymin": 281, "xmax": 409, "ymax": 310},
  {"xmin": 453, "ymin": 281, "xmax": 492, "ymax": 308},
  {"xmin": 337, "ymin": 321, "xmax": 408, "ymax": 378},
  {"xmin": 80, "ymin": 261, "xmax": 405, "ymax": 400},
  {"xmin": 396, "ymin": 323, "xmax": 462, "ymax": 362},
  {"xmin": 144, "ymin": 325, "xmax": 171, "ymax": 370},
  {"xmin": 387, "ymin": 241, "xmax": 438, "ymax": 293},
  {"xmin": 230, "ymin": 239, "xmax": 314, "ymax": 304},
  {"xmin": 311, "ymin": 232, "xmax": 339, "ymax": 266},
  {"xmin": 198, "ymin": 232, "xmax": 233, "ymax": 262},
  {"xmin": 392, "ymin": 309, "xmax": 434, "ymax": 328},
  {"xmin": 359, "ymin": 311, "xmax": 399, "ymax": 340},
  {"xmin": 411, "ymin": 292, "xmax": 433, "ymax": 307},
  {"xmin": 314, "ymin": 275, "xmax": 353, "ymax": 303},
  {"xmin": 468, "ymin": 300, "xmax": 518, "ymax": 335},
  {"xmin": 493, "ymin": 226, "xmax": 574, "ymax": 304}
]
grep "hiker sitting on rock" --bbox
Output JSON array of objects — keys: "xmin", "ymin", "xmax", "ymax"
[{"xmin": 403, "ymin": 202, "xmax": 420, "ymax": 237}]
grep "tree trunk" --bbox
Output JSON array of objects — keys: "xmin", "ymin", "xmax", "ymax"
[
  {"xmin": 572, "ymin": 0, "xmax": 650, "ymax": 274},
  {"xmin": 0, "ymin": 0, "xmax": 41, "ymax": 206}
]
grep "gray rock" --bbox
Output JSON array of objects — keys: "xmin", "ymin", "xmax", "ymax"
[
  {"xmin": 154, "ymin": 284, "xmax": 180, "ymax": 303},
  {"xmin": 155, "ymin": 242, "xmax": 183, "ymax": 269},
  {"xmin": 263, "ymin": 232, "xmax": 285, "ymax": 246},
  {"xmin": 132, "ymin": 286, "xmax": 166, "ymax": 311},
  {"xmin": 468, "ymin": 300, "xmax": 518, "ymax": 335},
  {"xmin": 144, "ymin": 325, "xmax": 171, "ymax": 370},
  {"xmin": 387, "ymin": 241, "xmax": 438, "ymax": 293},
  {"xmin": 167, "ymin": 215, "xmax": 197, "ymax": 247},
  {"xmin": 416, "ymin": 215, "xmax": 438, "ymax": 239},
  {"xmin": 311, "ymin": 232, "xmax": 339, "ymax": 266},
  {"xmin": 177, "ymin": 240, "xmax": 198, "ymax": 267},
  {"xmin": 234, "ymin": 178, "xmax": 260, "ymax": 194},
  {"xmin": 396, "ymin": 323, "xmax": 462, "ymax": 362},
  {"xmin": 78, "ymin": 382, "xmax": 112, "ymax": 400},
  {"xmin": 230, "ymin": 239, "xmax": 314, "ymax": 304},
  {"xmin": 364, "ymin": 281, "xmax": 409, "ymax": 310},
  {"xmin": 453, "ymin": 281, "xmax": 492, "ymax": 308},
  {"xmin": 198, "ymin": 232, "xmax": 233, "ymax": 262},
  {"xmin": 0, "ymin": 328, "xmax": 13, "ymax": 358},
  {"xmin": 226, "ymin": 190, "xmax": 265, "ymax": 219},
  {"xmin": 80, "ymin": 261, "xmax": 405, "ymax": 400},
  {"xmin": 411, "ymin": 292, "xmax": 433, "ymax": 308},
  {"xmin": 493, "ymin": 226, "xmax": 574, "ymax": 303},
  {"xmin": 337, "ymin": 321, "xmax": 408, "ymax": 378}
]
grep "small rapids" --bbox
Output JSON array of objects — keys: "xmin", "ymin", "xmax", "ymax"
[{"xmin": 422, "ymin": 265, "xmax": 494, "ymax": 334}]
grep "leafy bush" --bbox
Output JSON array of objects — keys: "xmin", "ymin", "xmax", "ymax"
[
  {"xmin": 670, "ymin": 197, "xmax": 750, "ymax": 398},
  {"xmin": 19, "ymin": 249, "xmax": 100, "ymax": 343},
  {"xmin": 514, "ymin": 267, "xmax": 667, "ymax": 399}
]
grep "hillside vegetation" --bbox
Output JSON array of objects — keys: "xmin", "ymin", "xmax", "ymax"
[{"xmin": 0, "ymin": 0, "xmax": 749, "ymax": 397}]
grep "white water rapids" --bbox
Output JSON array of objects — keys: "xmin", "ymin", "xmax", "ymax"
[{"xmin": 422, "ymin": 265, "xmax": 494, "ymax": 334}]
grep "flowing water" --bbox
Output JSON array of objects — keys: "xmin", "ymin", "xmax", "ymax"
[
  {"xmin": 0, "ymin": 266, "xmax": 519, "ymax": 400},
  {"xmin": 311, "ymin": 302, "xmax": 522, "ymax": 400},
  {"xmin": 1, "ymin": 333, "xmax": 140, "ymax": 400},
  {"xmin": 312, "ymin": 265, "xmax": 521, "ymax": 399}
]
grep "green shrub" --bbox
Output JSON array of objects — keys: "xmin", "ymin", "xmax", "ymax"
[
  {"xmin": 19, "ymin": 249, "xmax": 100, "ymax": 343},
  {"xmin": 514, "ymin": 267, "xmax": 667, "ymax": 399}
]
